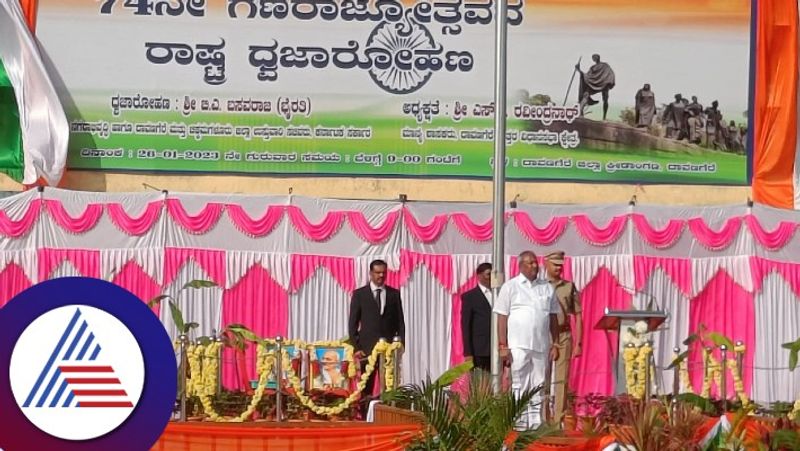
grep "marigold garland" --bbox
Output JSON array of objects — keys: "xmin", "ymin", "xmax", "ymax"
[
  {"xmin": 674, "ymin": 351, "xmax": 694, "ymax": 394},
  {"xmin": 281, "ymin": 340, "xmax": 402, "ymax": 417},
  {"xmin": 789, "ymin": 399, "xmax": 800, "ymax": 421},
  {"xmin": 186, "ymin": 344, "xmax": 202, "ymax": 397},
  {"xmin": 193, "ymin": 342, "xmax": 275, "ymax": 422},
  {"xmin": 183, "ymin": 338, "xmax": 402, "ymax": 421},
  {"xmin": 701, "ymin": 348, "xmax": 713, "ymax": 398},
  {"xmin": 697, "ymin": 346, "xmax": 749, "ymax": 405},
  {"xmin": 726, "ymin": 357, "xmax": 749, "ymax": 406},
  {"xmin": 623, "ymin": 346, "xmax": 639, "ymax": 396},
  {"xmin": 623, "ymin": 344, "xmax": 652, "ymax": 399},
  {"xmin": 383, "ymin": 341, "xmax": 403, "ymax": 389}
]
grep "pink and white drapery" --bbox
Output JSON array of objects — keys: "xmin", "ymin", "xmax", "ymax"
[{"xmin": 2, "ymin": 188, "xmax": 800, "ymax": 402}]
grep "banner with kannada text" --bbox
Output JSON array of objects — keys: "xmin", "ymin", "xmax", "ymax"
[{"xmin": 36, "ymin": 0, "xmax": 751, "ymax": 184}]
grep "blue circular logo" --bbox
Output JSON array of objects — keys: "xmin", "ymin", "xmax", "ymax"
[{"xmin": 0, "ymin": 277, "xmax": 177, "ymax": 451}]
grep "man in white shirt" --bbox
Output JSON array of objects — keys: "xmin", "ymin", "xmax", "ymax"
[{"xmin": 494, "ymin": 250, "xmax": 560, "ymax": 429}]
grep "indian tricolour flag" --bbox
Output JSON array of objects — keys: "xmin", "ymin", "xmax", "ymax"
[{"xmin": 0, "ymin": 0, "xmax": 68, "ymax": 186}]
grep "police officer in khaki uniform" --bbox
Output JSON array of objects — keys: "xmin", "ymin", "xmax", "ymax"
[{"xmin": 545, "ymin": 251, "xmax": 582, "ymax": 425}]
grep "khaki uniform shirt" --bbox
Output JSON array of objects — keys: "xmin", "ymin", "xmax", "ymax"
[{"xmin": 550, "ymin": 279, "xmax": 581, "ymax": 332}]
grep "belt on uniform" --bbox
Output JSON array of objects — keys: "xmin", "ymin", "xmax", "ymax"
[{"xmin": 558, "ymin": 325, "xmax": 571, "ymax": 333}]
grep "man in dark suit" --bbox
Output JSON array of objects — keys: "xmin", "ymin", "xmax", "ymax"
[
  {"xmin": 348, "ymin": 259, "xmax": 405, "ymax": 398},
  {"xmin": 461, "ymin": 262, "xmax": 493, "ymax": 371}
]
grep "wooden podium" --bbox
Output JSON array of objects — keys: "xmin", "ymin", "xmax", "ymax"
[{"xmin": 595, "ymin": 308, "xmax": 668, "ymax": 395}]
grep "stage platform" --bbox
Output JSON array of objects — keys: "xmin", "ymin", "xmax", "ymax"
[
  {"xmin": 152, "ymin": 420, "xmax": 421, "ymax": 451},
  {"xmin": 152, "ymin": 420, "xmax": 622, "ymax": 451}
]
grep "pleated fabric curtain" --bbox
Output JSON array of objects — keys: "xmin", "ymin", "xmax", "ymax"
[
  {"xmin": 111, "ymin": 260, "xmax": 162, "ymax": 315},
  {"xmin": 687, "ymin": 271, "xmax": 755, "ymax": 397},
  {"xmin": 289, "ymin": 266, "xmax": 351, "ymax": 344},
  {"xmin": 221, "ymin": 265, "xmax": 288, "ymax": 390},
  {"xmin": 632, "ymin": 268, "xmax": 691, "ymax": 395},
  {"xmin": 400, "ymin": 265, "xmax": 453, "ymax": 385},
  {"xmin": 160, "ymin": 261, "xmax": 224, "ymax": 343},
  {"xmin": 569, "ymin": 267, "xmax": 633, "ymax": 396},
  {"xmin": 753, "ymin": 273, "xmax": 800, "ymax": 404},
  {"xmin": 0, "ymin": 262, "xmax": 30, "ymax": 308}
]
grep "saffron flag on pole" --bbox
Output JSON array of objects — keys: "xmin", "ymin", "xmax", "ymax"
[{"xmin": 0, "ymin": 0, "xmax": 68, "ymax": 186}]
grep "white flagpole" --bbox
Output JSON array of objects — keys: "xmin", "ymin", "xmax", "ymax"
[{"xmin": 490, "ymin": 0, "xmax": 508, "ymax": 394}]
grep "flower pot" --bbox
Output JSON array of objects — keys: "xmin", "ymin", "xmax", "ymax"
[
  {"xmin": 562, "ymin": 414, "xmax": 577, "ymax": 431},
  {"xmin": 578, "ymin": 415, "xmax": 596, "ymax": 432},
  {"xmin": 608, "ymin": 424, "xmax": 634, "ymax": 443}
]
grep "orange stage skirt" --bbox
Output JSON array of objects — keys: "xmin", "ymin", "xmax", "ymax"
[
  {"xmin": 154, "ymin": 421, "xmax": 619, "ymax": 451},
  {"xmin": 152, "ymin": 421, "xmax": 421, "ymax": 451}
]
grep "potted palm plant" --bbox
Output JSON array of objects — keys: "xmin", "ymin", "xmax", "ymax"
[{"xmin": 384, "ymin": 363, "xmax": 555, "ymax": 450}]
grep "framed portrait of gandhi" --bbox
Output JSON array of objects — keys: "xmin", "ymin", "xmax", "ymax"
[{"xmin": 310, "ymin": 346, "xmax": 348, "ymax": 391}]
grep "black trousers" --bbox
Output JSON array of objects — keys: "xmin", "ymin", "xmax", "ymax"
[
  {"xmin": 361, "ymin": 359, "xmax": 380, "ymax": 398},
  {"xmin": 472, "ymin": 355, "xmax": 490, "ymax": 372}
]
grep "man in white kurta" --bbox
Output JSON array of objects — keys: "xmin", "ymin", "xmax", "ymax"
[{"xmin": 494, "ymin": 251, "xmax": 560, "ymax": 429}]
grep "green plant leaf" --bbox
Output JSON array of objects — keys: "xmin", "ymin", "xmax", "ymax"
[
  {"xmin": 181, "ymin": 279, "xmax": 218, "ymax": 290},
  {"xmin": 677, "ymin": 393, "xmax": 715, "ymax": 415},
  {"xmin": 772, "ymin": 429, "xmax": 800, "ymax": 450},
  {"xmin": 226, "ymin": 324, "xmax": 261, "ymax": 343},
  {"xmin": 147, "ymin": 294, "xmax": 170, "ymax": 308},
  {"xmin": 667, "ymin": 350, "xmax": 689, "ymax": 370},
  {"xmin": 184, "ymin": 322, "xmax": 199, "ymax": 333},
  {"xmin": 434, "ymin": 360, "xmax": 473, "ymax": 387},
  {"xmin": 790, "ymin": 349, "xmax": 799, "ymax": 372},
  {"xmin": 168, "ymin": 300, "xmax": 185, "ymax": 333},
  {"xmin": 682, "ymin": 333, "xmax": 699, "ymax": 346},
  {"xmin": 707, "ymin": 332, "xmax": 734, "ymax": 350},
  {"xmin": 197, "ymin": 336, "xmax": 212, "ymax": 346}
]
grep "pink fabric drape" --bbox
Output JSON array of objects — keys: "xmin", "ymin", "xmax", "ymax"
[
  {"xmin": 383, "ymin": 265, "xmax": 403, "ymax": 289},
  {"xmin": 106, "ymin": 201, "xmax": 163, "ymax": 235},
  {"xmin": 346, "ymin": 210, "xmax": 399, "ymax": 243},
  {"xmin": 163, "ymin": 248, "xmax": 226, "ymax": 287},
  {"xmin": 0, "ymin": 263, "xmax": 32, "ymax": 307},
  {"xmin": 687, "ymin": 271, "xmax": 754, "ymax": 397},
  {"xmin": 287, "ymin": 206, "xmax": 345, "ymax": 241},
  {"xmin": 572, "ymin": 215, "xmax": 627, "ymax": 246},
  {"xmin": 44, "ymin": 200, "xmax": 103, "ymax": 233},
  {"xmin": 631, "ymin": 213, "xmax": 684, "ymax": 249},
  {"xmin": 290, "ymin": 254, "xmax": 355, "ymax": 293},
  {"xmin": 398, "ymin": 250, "xmax": 453, "ymax": 291},
  {"xmin": 570, "ymin": 267, "xmax": 632, "ymax": 396},
  {"xmin": 744, "ymin": 215, "xmax": 798, "ymax": 250},
  {"xmin": 448, "ymin": 277, "xmax": 474, "ymax": 400},
  {"xmin": 750, "ymin": 257, "xmax": 800, "ymax": 298},
  {"xmin": 111, "ymin": 260, "xmax": 162, "ymax": 316},
  {"xmin": 226, "ymin": 204, "xmax": 284, "ymax": 237},
  {"xmin": 451, "ymin": 213, "xmax": 492, "ymax": 242},
  {"xmin": 634, "ymin": 256, "xmax": 692, "ymax": 297},
  {"xmin": 450, "ymin": 275, "xmax": 479, "ymax": 367},
  {"xmin": 23, "ymin": 198, "xmax": 800, "ymax": 252},
  {"xmin": 509, "ymin": 256, "xmax": 519, "ymax": 278},
  {"xmin": 402, "ymin": 209, "xmax": 448, "ymax": 243},
  {"xmin": 166, "ymin": 199, "xmax": 224, "ymax": 234},
  {"xmin": 37, "ymin": 248, "xmax": 100, "ymax": 281},
  {"xmin": 221, "ymin": 266, "xmax": 289, "ymax": 390},
  {"xmin": 507, "ymin": 255, "xmax": 572, "ymax": 280},
  {"xmin": 510, "ymin": 213, "xmax": 568, "ymax": 245},
  {"xmin": 688, "ymin": 217, "xmax": 743, "ymax": 251},
  {"xmin": 0, "ymin": 199, "xmax": 40, "ymax": 237}
]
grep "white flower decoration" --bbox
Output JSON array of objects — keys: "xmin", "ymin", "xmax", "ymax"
[{"xmin": 622, "ymin": 331, "xmax": 635, "ymax": 345}]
